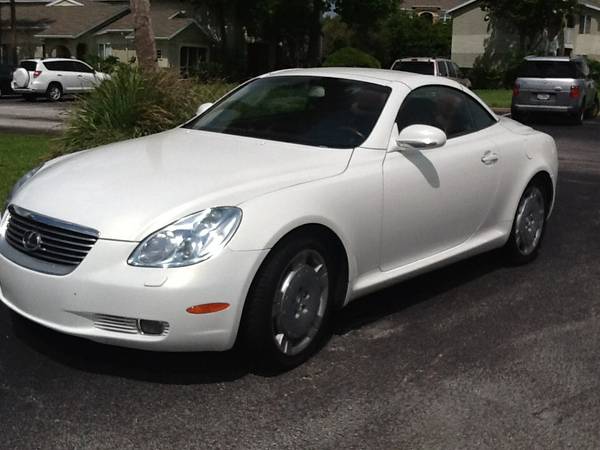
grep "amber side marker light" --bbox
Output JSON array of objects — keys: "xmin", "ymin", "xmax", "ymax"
[{"xmin": 186, "ymin": 303, "xmax": 230, "ymax": 314}]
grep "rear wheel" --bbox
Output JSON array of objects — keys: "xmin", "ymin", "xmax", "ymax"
[
  {"xmin": 573, "ymin": 102, "xmax": 585, "ymax": 125},
  {"xmin": 505, "ymin": 183, "xmax": 548, "ymax": 264},
  {"xmin": 239, "ymin": 235, "xmax": 338, "ymax": 370},
  {"xmin": 46, "ymin": 83, "xmax": 63, "ymax": 102}
]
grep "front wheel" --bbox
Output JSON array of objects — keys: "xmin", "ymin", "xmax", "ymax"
[
  {"xmin": 505, "ymin": 183, "xmax": 547, "ymax": 264},
  {"xmin": 239, "ymin": 235, "xmax": 336, "ymax": 370}
]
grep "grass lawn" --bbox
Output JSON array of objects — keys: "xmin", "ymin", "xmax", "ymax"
[
  {"xmin": 474, "ymin": 89, "xmax": 513, "ymax": 109},
  {"xmin": 0, "ymin": 134, "xmax": 53, "ymax": 207}
]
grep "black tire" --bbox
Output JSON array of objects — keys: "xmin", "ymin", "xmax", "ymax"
[
  {"xmin": 505, "ymin": 182, "xmax": 548, "ymax": 265},
  {"xmin": 23, "ymin": 94, "xmax": 36, "ymax": 102},
  {"xmin": 511, "ymin": 107, "xmax": 523, "ymax": 123},
  {"xmin": 238, "ymin": 233, "xmax": 341, "ymax": 370},
  {"xmin": 46, "ymin": 83, "xmax": 63, "ymax": 102},
  {"xmin": 572, "ymin": 102, "xmax": 585, "ymax": 125}
]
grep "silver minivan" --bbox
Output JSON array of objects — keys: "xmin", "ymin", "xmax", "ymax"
[{"xmin": 511, "ymin": 56, "xmax": 599, "ymax": 124}]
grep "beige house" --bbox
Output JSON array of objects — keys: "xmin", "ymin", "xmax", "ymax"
[
  {"xmin": 449, "ymin": 0, "xmax": 600, "ymax": 67},
  {"xmin": 0, "ymin": 0, "xmax": 211, "ymax": 73}
]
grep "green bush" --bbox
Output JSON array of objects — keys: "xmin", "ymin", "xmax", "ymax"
[
  {"xmin": 323, "ymin": 47, "xmax": 381, "ymax": 68},
  {"xmin": 56, "ymin": 66, "xmax": 235, "ymax": 155},
  {"xmin": 586, "ymin": 57, "xmax": 600, "ymax": 84},
  {"xmin": 83, "ymin": 55, "xmax": 122, "ymax": 74}
]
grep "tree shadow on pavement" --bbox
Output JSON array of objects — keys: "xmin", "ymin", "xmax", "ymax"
[{"xmin": 9, "ymin": 249, "xmax": 507, "ymax": 384}]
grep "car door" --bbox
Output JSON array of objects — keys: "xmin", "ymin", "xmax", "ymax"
[
  {"xmin": 71, "ymin": 61, "xmax": 96, "ymax": 92},
  {"xmin": 43, "ymin": 61, "xmax": 73, "ymax": 92},
  {"xmin": 380, "ymin": 85, "xmax": 501, "ymax": 271}
]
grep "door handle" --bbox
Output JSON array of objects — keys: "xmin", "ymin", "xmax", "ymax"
[{"xmin": 481, "ymin": 151, "xmax": 499, "ymax": 165}]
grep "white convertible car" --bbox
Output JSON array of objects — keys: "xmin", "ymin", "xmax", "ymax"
[{"xmin": 0, "ymin": 68, "xmax": 558, "ymax": 368}]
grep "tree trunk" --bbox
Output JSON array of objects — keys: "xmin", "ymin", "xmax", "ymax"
[
  {"xmin": 307, "ymin": 0, "xmax": 323, "ymax": 66},
  {"xmin": 9, "ymin": 0, "xmax": 17, "ymax": 65},
  {"xmin": 130, "ymin": 0, "xmax": 157, "ymax": 71}
]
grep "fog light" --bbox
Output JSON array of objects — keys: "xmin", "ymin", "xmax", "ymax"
[{"xmin": 138, "ymin": 319, "xmax": 166, "ymax": 335}]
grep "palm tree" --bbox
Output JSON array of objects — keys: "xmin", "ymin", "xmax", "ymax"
[{"xmin": 130, "ymin": 0, "xmax": 157, "ymax": 71}]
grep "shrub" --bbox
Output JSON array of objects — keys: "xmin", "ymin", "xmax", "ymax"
[
  {"xmin": 83, "ymin": 55, "xmax": 122, "ymax": 74},
  {"xmin": 586, "ymin": 57, "xmax": 600, "ymax": 84},
  {"xmin": 323, "ymin": 47, "xmax": 381, "ymax": 68},
  {"xmin": 56, "ymin": 66, "xmax": 235, "ymax": 155}
]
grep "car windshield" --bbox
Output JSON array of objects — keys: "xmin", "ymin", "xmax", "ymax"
[
  {"xmin": 393, "ymin": 61, "xmax": 435, "ymax": 75},
  {"xmin": 20, "ymin": 61, "xmax": 36, "ymax": 71},
  {"xmin": 518, "ymin": 61, "xmax": 579, "ymax": 78},
  {"xmin": 183, "ymin": 76, "xmax": 391, "ymax": 149}
]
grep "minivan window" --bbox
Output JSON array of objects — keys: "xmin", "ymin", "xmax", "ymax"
[
  {"xmin": 393, "ymin": 61, "xmax": 435, "ymax": 76},
  {"xmin": 518, "ymin": 61, "xmax": 579, "ymax": 78},
  {"xmin": 20, "ymin": 61, "xmax": 37, "ymax": 71}
]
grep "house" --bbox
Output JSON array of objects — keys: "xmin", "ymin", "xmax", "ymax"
[
  {"xmin": 0, "ymin": 0, "xmax": 211, "ymax": 73},
  {"xmin": 399, "ymin": 0, "xmax": 464, "ymax": 23},
  {"xmin": 449, "ymin": 0, "xmax": 600, "ymax": 68}
]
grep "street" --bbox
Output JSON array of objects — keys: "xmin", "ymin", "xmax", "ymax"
[
  {"xmin": 1, "ymin": 117, "xmax": 599, "ymax": 449},
  {"xmin": 0, "ymin": 97, "xmax": 71, "ymax": 134}
]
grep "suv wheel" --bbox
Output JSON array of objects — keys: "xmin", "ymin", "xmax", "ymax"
[{"xmin": 46, "ymin": 83, "xmax": 63, "ymax": 102}]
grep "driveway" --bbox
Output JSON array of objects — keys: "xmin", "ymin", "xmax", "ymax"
[
  {"xmin": 0, "ymin": 118, "xmax": 599, "ymax": 449},
  {"xmin": 0, "ymin": 96, "xmax": 72, "ymax": 134}
]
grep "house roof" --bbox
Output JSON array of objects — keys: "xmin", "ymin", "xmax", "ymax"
[
  {"xmin": 448, "ymin": 0, "xmax": 600, "ymax": 15},
  {"xmin": 95, "ymin": 2, "xmax": 203, "ymax": 40},
  {"xmin": 0, "ymin": 0, "xmax": 128, "ymax": 38},
  {"xmin": 400, "ymin": 0, "xmax": 465, "ymax": 11}
]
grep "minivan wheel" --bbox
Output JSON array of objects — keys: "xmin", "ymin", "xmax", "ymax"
[
  {"xmin": 239, "ymin": 235, "xmax": 337, "ymax": 370},
  {"xmin": 505, "ymin": 183, "xmax": 547, "ymax": 265},
  {"xmin": 46, "ymin": 83, "xmax": 63, "ymax": 102},
  {"xmin": 573, "ymin": 103, "xmax": 585, "ymax": 125}
]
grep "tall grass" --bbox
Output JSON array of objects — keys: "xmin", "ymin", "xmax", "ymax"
[{"xmin": 56, "ymin": 66, "xmax": 236, "ymax": 155}]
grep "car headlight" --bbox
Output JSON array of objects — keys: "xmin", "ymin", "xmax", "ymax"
[
  {"xmin": 128, "ymin": 207, "xmax": 242, "ymax": 268},
  {"xmin": 3, "ymin": 165, "xmax": 43, "ymax": 217}
]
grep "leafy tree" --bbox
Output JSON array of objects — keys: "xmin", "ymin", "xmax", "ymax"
[
  {"xmin": 322, "ymin": 16, "xmax": 354, "ymax": 57},
  {"xmin": 480, "ymin": 0, "xmax": 579, "ymax": 53},
  {"xmin": 323, "ymin": 47, "xmax": 381, "ymax": 68},
  {"xmin": 378, "ymin": 11, "xmax": 452, "ymax": 65},
  {"xmin": 334, "ymin": 0, "xmax": 396, "ymax": 39}
]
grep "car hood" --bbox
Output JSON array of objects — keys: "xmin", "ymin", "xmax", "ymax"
[{"xmin": 13, "ymin": 129, "xmax": 353, "ymax": 241}]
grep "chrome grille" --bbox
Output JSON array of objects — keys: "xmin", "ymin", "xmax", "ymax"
[
  {"xmin": 5, "ymin": 205, "xmax": 98, "ymax": 268},
  {"xmin": 93, "ymin": 314, "xmax": 140, "ymax": 334},
  {"xmin": 93, "ymin": 314, "xmax": 170, "ymax": 336}
]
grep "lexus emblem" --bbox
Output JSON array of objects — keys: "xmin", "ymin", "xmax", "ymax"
[{"xmin": 22, "ymin": 230, "xmax": 42, "ymax": 252}]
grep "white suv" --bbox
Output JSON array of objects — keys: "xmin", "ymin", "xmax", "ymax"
[
  {"xmin": 11, "ymin": 58, "xmax": 110, "ymax": 101},
  {"xmin": 391, "ymin": 57, "xmax": 472, "ymax": 88}
]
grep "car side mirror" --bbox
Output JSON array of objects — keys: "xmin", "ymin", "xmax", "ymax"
[
  {"xmin": 395, "ymin": 124, "xmax": 447, "ymax": 151},
  {"xmin": 196, "ymin": 103, "xmax": 214, "ymax": 116}
]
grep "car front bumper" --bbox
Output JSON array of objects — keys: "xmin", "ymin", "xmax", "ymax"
[{"xmin": 0, "ymin": 236, "xmax": 268, "ymax": 352}]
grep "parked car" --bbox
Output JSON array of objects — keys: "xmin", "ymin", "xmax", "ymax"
[
  {"xmin": 11, "ymin": 58, "xmax": 110, "ymax": 102},
  {"xmin": 0, "ymin": 68, "xmax": 558, "ymax": 369},
  {"xmin": 511, "ymin": 56, "xmax": 599, "ymax": 124},
  {"xmin": 391, "ymin": 57, "xmax": 472, "ymax": 88},
  {"xmin": 0, "ymin": 63, "xmax": 15, "ymax": 97}
]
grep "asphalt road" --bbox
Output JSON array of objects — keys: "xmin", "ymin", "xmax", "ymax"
[
  {"xmin": 0, "ymin": 96, "xmax": 71, "ymax": 133},
  {"xmin": 1, "ymin": 117, "xmax": 600, "ymax": 449}
]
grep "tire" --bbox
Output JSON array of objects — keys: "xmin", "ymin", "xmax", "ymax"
[
  {"xmin": 572, "ymin": 102, "xmax": 585, "ymax": 125},
  {"xmin": 511, "ymin": 108, "xmax": 523, "ymax": 123},
  {"xmin": 505, "ymin": 182, "xmax": 548, "ymax": 265},
  {"xmin": 46, "ymin": 83, "xmax": 63, "ymax": 102},
  {"xmin": 238, "ymin": 234, "xmax": 340, "ymax": 370}
]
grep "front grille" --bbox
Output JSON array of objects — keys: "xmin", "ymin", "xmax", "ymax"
[{"xmin": 5, "ymin": 205, "xmax": 99, "ymax": 268}]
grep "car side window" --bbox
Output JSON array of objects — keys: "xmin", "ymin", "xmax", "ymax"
[
  {"xmin": 453, "ymin": 63, "xmax": 463, "ymax": 78},
  {"xmin": 43, "ymin": 61, "xmax": 58, "ymax": 71},
  {"xmin": 447, "ymin": 62, "xmax": 458, "ymax": 78},
  {"xmin": 397, "ymin": 85, "xmax": 494, "ymax": 140},
  {"xmin": 438, "ymin": 61, "xmax": 448, "ymax": 77},
  {"xmin": 72, "ymin": 61, "xmax": 94, "ymax": 73}
]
